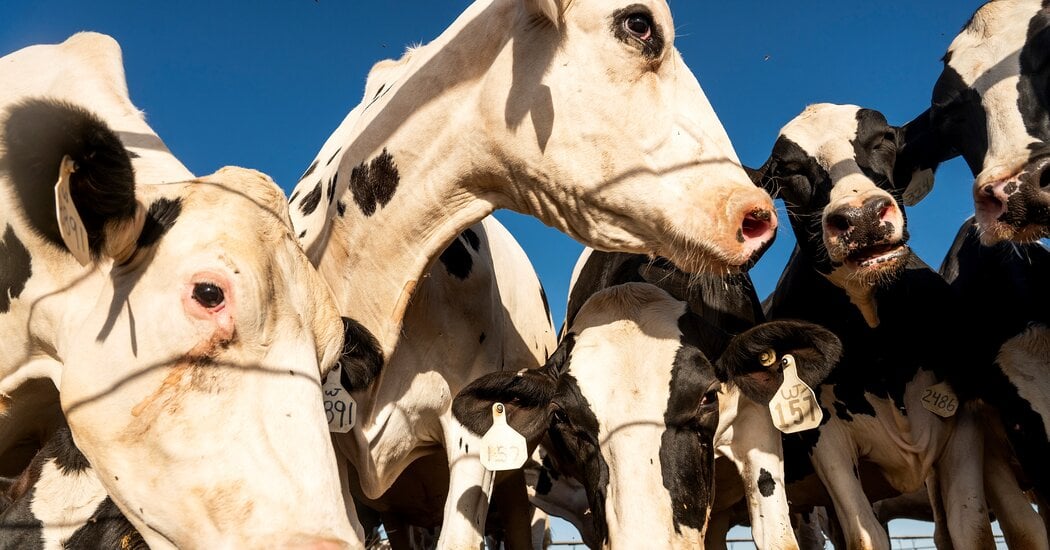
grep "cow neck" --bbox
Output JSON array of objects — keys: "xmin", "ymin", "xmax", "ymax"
[
  {"xmin": 302, "ymin": 0, "xmax": 522, "ymax": 359},
  {"xmin": 768, "ymin": 247, "xmax": 877, "ymax": 329}
]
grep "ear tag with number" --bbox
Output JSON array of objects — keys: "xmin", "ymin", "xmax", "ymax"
[
  {"xmin": 322, "ymin": 365, "xmax": 356, "ymax": 433},
  {"xmin": 54, "ymin": 156, "xmax": 92, "ymax": 266},
  {"xmin": 480, "ymin": 403, "xmax": 527, "ymax": 472},
  {"xmin": 769, "ymin": 355, "xmax": 823, "ymax": 434},
  {"xmin": 921, "ymin": 382, "xmax": 958, "ymax": 418}
]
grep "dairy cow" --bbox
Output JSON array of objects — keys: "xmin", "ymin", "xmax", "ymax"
[
  {"xmin": 759, "ymin": 104, "xmax": 1045, "ymax": 550},
  {"xmin": 557, "ymin": 249, "xmax": 806, "ymax": 549},
  {"xmin": 287, "ymin": 0, "xmax": 780, "ymax": 546},
  {"xmin": 0, "ymin": 33, "xmax": 356, "ymax": 547},
  {"xmin": 896, "ymin": 0, "xmax": 1050, "ymax": 243},
  {"xmin": 453, "ymin": 282, "xmax": 841, "ymax": 548}
]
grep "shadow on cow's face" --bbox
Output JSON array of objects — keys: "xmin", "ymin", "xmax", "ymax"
[{"xmin": 454, "ymin": 282, "xmax": 841, "ymax": 548}]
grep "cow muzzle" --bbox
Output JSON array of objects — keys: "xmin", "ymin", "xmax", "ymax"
[
  {"xmin": 974, "ymin": 155, "xmax": 1050, "ymax": 244},
  {"xmin": 823, "ymin": 193, "xmax": 908, "ymax": 275}
]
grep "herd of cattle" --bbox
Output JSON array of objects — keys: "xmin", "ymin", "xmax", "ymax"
[{"xmin": 0, "ymin": 0, "xmax": 1048, "ymax": 548}]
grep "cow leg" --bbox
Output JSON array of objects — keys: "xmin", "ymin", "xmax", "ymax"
[
  {"xmin": 334, "ymin": 447, "xmax": 368, "ymax": 549},
  {"xmin": 792, "ymin": 509, "xmax": 829, "ymax": 550},
  {"xmin": 703, "ymin": 510, "xmax": 731, "ymax": 550},
  {"xmin": 489, "ymin": 469, "xmax": 533, "ymax": 550},
  {"xmin": 925, "ymin": 473, "xmax": 955, "ymax": 550},
  {"xmin": 983, "ymin": 423, "xmax": 1048, "ymax": 550},
  {"xmin": 436, "ymin": 418, "xmax": 494, "ymax": 550},
  {"xmin": 721, "ymin": 399, "xmax": 798, "ymax": 549},
  {"xmin": 811, "ymin": 430, "xmax": 888, "ymax": 550},
  {"xmin": 935, "ymin": 405, "xmax": 994, "ymax": 550}
]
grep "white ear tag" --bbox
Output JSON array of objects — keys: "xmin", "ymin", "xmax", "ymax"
[
  {"xmin": 921, "ymin": 382, "xmax": 958, "ymax": 418},
  {"xmin": 902, "ymin": 168, "xmax": 934, "ymax": 206},
  {"xmin": 54, "ymin": 156, "xmax": 92, "ymax": 266},
  {"xmin": 322, "ymin": 365, "xmax": 356, "ymax": 433},
  {"xmin": 769, "ymin": 355, "xmax": 823, "ymax": 433},
  {"xmin": 480, "ymin": 403, "xmax": 527, "ymax": 472}
]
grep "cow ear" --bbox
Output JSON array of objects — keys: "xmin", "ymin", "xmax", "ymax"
[
  {"xmin": 522, "ymin": 0, "xmax": 564, "ymax": 28},
  {"xmin": 717, "ymin": 320, "xmax": 841, "ymax": 404},
  {"xmin": 3, "ymin": 98, "xmax": 144, "ymax": 264},
  {"xmin": 453, "ymin": 333, "xmax": 575, "ymax": 441},
  {"xmin": 893, "ymin": 108, "xmax": 957, "ymax": 207},
  {"xmin": 452, "ymin": 368, "xmax": 559, "ymax": 443}
]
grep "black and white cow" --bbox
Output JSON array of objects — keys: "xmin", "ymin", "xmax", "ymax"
[
  {"xmin": 453, "ymin": 282, "xmax": 841, "ymax": 548},
  {"xmin": 896, "ymin": 0, "xmax": 1050, "ymax": 243},
  {"xmin": 0, "ymin": 426, "xmax": 145, "ymax": 550},
  {"xmin": 558, "ymin": 249, "xmax": 806, "ymax": 549},
  {"xmin": 0, "ymin": 33, "xmax": 356, "ymax": 547},
  {"xmin": 758, "ymin": 103, "xmax": 1045, "ymax": 549},
  {"xmin": 894, "ymin": 0, "xmax": 1050, "ymax": 527}
]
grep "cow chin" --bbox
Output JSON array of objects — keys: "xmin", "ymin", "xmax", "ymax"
[
  {"xmin": 975, "ymin": 216, "xmax": 1050, "ymax": 246},
  {"xmin": 827, "ymin": 243, "xmax": 911, "ymax": 287}
]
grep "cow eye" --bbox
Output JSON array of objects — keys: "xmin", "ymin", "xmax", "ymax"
[
  {"xmin": 192, "ymin": 282, "xmax": 225, "ymax": 309},
  {"xmin": 624, "ymin": 14, "xmax": 652, "ymax": 40},
  {"xmin": 699, "ymin": 389, "xmax": 719, "ymax": 409}
]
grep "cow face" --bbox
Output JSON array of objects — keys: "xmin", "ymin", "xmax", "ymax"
[
  {"xmin": 2, "ymin": 99, "xmax": 355, "ymax": 547},
  {"xmin": 453, "ymin": 283, "xmax": 839, "ymax": 548},
  {"xmin": 897, "ymin": 0, "xmax": 1050, "ymax": 243},
  {"xmin": 505, "ymin": 0, "xmax": 778, "ymax": 272},
  {"xmin": 758, "ymin": 104, "xmax": 910, "ymax": 324}
]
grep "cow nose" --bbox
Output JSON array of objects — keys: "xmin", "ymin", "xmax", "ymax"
[
  {"xmin": 825, "ymin": 197, "xmax": 896, "ymax": 241},
  {"xmin": 740, "ymin": 206, "xmax": 776, "ymax": 258}
]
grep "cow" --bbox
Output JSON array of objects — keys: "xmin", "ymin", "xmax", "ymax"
[
  {"xmin": 0, "ymin": 33, "xmax": 357, "ymax": 547},
  {"xmin": 892, "ymin": 0, "xmax": 1050, "ymax": 526},
  {"xmin": 287, "ymin": 0, "xmax": 780, "ymax": 546},
  {"xmin": 895, "ymin": 0, "xmax": 1050, "ymax": 244},
  {"xmin": 0, "ymin": 425, "xmax": 145, "ymax": 550},
  {"xmin": 939, "ymin": 216, "xmax": 1050, "ymax": 525},
  {"xmin": 757, "ymin": 103, "xmax": 1045, "ymax": 550},
  {"xmin": 560, "ymin": 248, "xmax": 808, "ymax": 550},
  {"xmin": 452, "ymin": 282, "xmax": 841, "ymax": 548}
]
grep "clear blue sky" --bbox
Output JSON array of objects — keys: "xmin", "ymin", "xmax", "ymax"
[{"xmin": 1, "ymin": 1, "xmax": 991, "ymax": 545}]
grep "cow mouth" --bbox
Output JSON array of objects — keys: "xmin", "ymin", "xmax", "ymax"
[{"xmin": 844, "ymin": 243, "xmax": 909, "ymax": 271}]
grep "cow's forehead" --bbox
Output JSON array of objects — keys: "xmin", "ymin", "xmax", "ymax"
[
  {"xmin": 946, "ymin": 0, "xmax": 1041, "ymax": 91},
  {"xmin": 778, "ymin": 104, "xmax": 862, "ymax": 170}
]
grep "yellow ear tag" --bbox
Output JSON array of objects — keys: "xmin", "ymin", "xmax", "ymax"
[
  {"xmin": 322, "ymin": 365, "xmax": 356, "ymax": 433},
  {"xmin": 480, "ymin": 403, "xmax": 527, "ymax": 471},
  {"xmin": 54, "ymin": 155, "xmax": 92, "ymax": 266},
  {"xmin": 768, "ymin": 355, "xmax": 823, "ymax": 433},
  {"xmin": 921, "ymin": 382, "xmax": 958, "ymax": 418}
]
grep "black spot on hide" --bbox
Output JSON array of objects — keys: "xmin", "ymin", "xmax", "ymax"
[
  {"xmin": 757, "ymin": 468, "xmax": 776, "ymax": 497},
  {"xmin": 338, "ymin": 317, "xmax": 384, "ymax": 391},
  {"xmin": 3, "ymin": 98, "xmax": 136, "ymax": 259},
  {"xmin": 462, "ymin": 228, "xmax": 480, "ymax": 251},
  {"xmin": 326, "ymin": 173, "xmax": 338, "ymax": 204},
  {"xmin": 64, "ymin": 497, "xmax": 147, "ymax": 549},
  {"xmin": 299, "ymin": 181, "xmax": 323, "ymax": 216},
  {"xmin": 439, "ymin": 235, "xmax": 474, "ymax": 280},
  {"xmin": 349, "ymin": 149, "xmax": 399, "ymax": 216},
  {"xmin": 336, "ymin": 201, "xmax": 347, "ymax": 217},
  {"xmin": 135, "ymin": 198, "xmax": 182, "ymax": 249},
  {"xmin": 51, "ymin": 428, "xmax": 90, "ymax": 475},
  {"xmin": 0, "ymin": 225, "xmax": 31, "ymax": 314}
]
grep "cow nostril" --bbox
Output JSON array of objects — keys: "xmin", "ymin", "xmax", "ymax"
[
  {"xmin": 826, "ymin": 213, "xmax": 851, "ymax": 233},
  {"xmin": 741, "ymin": 210, "xmax": 773, "ymax": 241},
  {"xmin": 981, "ymin": 184, "xmax": 996, "ymax": 197},
  {"xmin": 1039, "ymin": 168, "xmax": 1050, "ymax": 190}
]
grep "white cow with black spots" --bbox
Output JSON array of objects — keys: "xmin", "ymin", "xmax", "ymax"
[
  {"xmin": 287, "ymin": 1, "xmax": 780, "ymax": 547},
  {"xmin": 0, "ymin": 33, "xmax": 356, "ymax": 548}
]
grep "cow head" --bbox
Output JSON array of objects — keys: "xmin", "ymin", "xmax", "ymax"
[
  {"xmin": 758, "ymin": 104, "xmax": 910, "ymax": 326},
  {"xmin": 896, "ymin": 0, "xmax": 1050, "ymax": 244},
  {"xmin": 2, "ymin": 99, "xmax": 355, "ymax": 547},
  {"xmin": 453, "ymin": 283, "xmax": 839, "ymax": 548}
]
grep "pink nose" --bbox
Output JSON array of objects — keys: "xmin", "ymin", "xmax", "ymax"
[
  {"xmin": 740, "ymin": 207, "xmax": 777, "ymax": 259},
  {"xmin": 974, "ymin": 179, "xmax": 1014, "ymax": 222}
]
